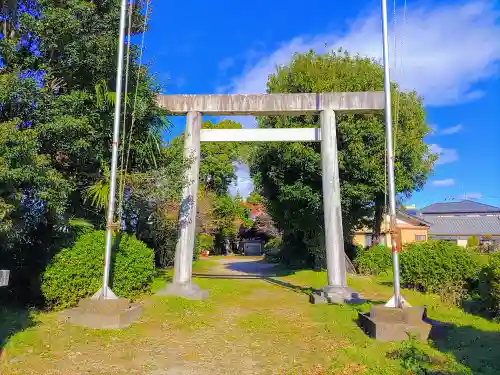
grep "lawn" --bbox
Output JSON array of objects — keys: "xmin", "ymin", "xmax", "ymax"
[{"xmin": 1, "ymin": 257, "xmax": 499, "ymax": 375}]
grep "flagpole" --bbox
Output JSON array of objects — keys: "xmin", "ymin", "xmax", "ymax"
[
  {"xmin": 381, "ymin": 0, "xmax": 402, "ymax": 308},
  {"xmin": 94, "ymin": 0, "xmax": 128, "ymax": 300}
]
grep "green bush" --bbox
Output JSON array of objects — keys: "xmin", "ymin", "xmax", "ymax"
[
  {"xmin": 479, "ymin": 252, "xmax": 500, "ymax": 318},
  {"xmin": 196, "ymin": 234, "xmax": 214, "ymax": 259},
  {"xmin": 149, "ymin": 216, "xmax": 178, "ymax": 268},
  {"xmin": 467, "ymin": 236, "xmax": 480, "ymax": 248},
  {"xmin": 265, "ymin": 237, "xmax": 282, "ymax": 250},
  {"xmin": 388, "ymin": 334, "xmax": 433, "ymax": 375},
  {"xmin": 42, "ymin": 230, "xmax": 155, "ymax": 309},
  {"xmin": 354, "ymin": 245, "xmax": 392, "ymax": 275},
  {"xmin": 400, "ymin": 241, "xmax": 479, "ymax": 303}
]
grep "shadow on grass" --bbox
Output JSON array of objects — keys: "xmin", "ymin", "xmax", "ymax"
[
  {"xmin": 224, "ymin": 260, "xmax": 295, "ymax": 276},
  {"xmin": 194, "ymin": 259, "xmax": 379, "ymax": 299},
  {"xmin": 155, "ymin": 269, "xmax": 173, "ymax": 281},
  {"xmin": 192, "ymin": 272, "xmax": 314, "ymax": 295},
  {"xmin": 379, "ymin": 281, "xmax": 394, "ymax": 287},
  {"xmin": 428, "ymin": 320, "xmax": 500, "ymax": 375},
  {"xmin": 192, "ymin": 259, "xmax": 320, "ymax": 295},
  {"xmin": 0, "ymin": 307, "xmax": 36, "ymax": 358}
]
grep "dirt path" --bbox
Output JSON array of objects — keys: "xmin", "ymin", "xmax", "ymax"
[{"xmin": 0, "ymin": 257, "xmax": 364, "ymax": 375}]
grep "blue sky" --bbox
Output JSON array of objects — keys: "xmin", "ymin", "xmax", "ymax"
[{"xmin": 143, "ymin": 0, "xmax": 500, "ymax": 208}]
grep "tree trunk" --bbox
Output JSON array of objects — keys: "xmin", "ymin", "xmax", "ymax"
[{"xmin": 371, "ymin": 194, "xmax": 385, "ymax": 246}]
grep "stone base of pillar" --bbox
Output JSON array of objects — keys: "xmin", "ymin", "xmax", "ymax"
[
  {"xmin": 60, "ymin": 298, "xmax": 142, "ymax": 329},
  {"xmin": 156, "ymin": 282, "xmax": 209, "ymax": 300},
  {"xmin": 310, "ymin": 285, "xmax": 364, "ymax": 304},
  {"xmin": 358, "ymin": 305, "xmax": 432, "ymax": 341}
]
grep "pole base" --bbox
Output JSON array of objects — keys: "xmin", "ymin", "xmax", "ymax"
[
  {"xmin": 60, "ymin": 298, "xmax": 142, "ymax": 329},
  {"xmin": 385, "ymin": 295, "xmax": 411, "ymax": 308},
  {"xmin": 310, "ymin": 285, "xmax": 364, "ymax": 304},
  {"xmin": 358, "ymin": 304, "xmax": 431, "ymax": 341},
  {"xmin": 156, "ymin": 282, "xmax": 209, "ymax": 300},
  {"xmin": 91, "ymin": 286, "xmax": 118, "ymax": 300}
]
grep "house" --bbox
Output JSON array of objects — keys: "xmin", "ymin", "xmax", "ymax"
[
  {"xmin": 353, "ymin": 211, "xmax": 430, "ymax": 248},
  {"xmin": 238, "ymin": 239, "xmax": 264, "ymax": 256},
  {"xmin": 238, "ymin": 202, "xmax": 276, "ymax": 255},
  {"xmin": 419, "ymin": 200, "xmax": 500, "ymax": 247},
  {"xmin": 239, "ymin": 202, "xmax": 264, "ymax": 221}
]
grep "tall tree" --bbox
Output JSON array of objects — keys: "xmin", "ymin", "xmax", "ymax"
[
  {"xmin": 250, "ymin": 50, "xmax": 436, "ymax": 266},
  {"xmin": 168, "ymin": 119, "xmax": 244, "ymax": 195},
  {"xmin": 0, "ymin": 0, "xmax": 170, "ymax": 303},
  {"xmin": 199, "ymin": 119, "xmax": 245, "ymax": 194},
  {"xmin": 247, "ymin": 191, "xmax": 263, "ymax": 205}
]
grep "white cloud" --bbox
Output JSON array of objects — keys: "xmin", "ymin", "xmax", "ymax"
[
  {"xmin": 440, "ymin": 124, "xmax": 464, "ymax": 135},
  {"xmin": 462, "ymin": 192, "xmax": 483, "ymax": 199},
  {"xmin": 431, "ymin": 179, "xmax": 456, "ymax": 187},
  {"xmin": 221, "ymin": 0, "xmax": 500, "ymax": 116},
  {"xmin": 229, "ymin": 162, "xmax": 253, "ymax": 199},
  {"xmin": 429, "ymin": 144, "xmax": 459, "ymax": 165}
]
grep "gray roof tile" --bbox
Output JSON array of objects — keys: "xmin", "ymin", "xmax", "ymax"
[
  {"xmin": 425, "ymin": 215, "xmax": 500, "ymax": 235},
  {"xmin": 421, "ymin": 200, "xmax": 500, "ymax": 214}
]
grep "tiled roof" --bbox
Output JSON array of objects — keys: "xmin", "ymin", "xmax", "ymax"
[
  {"xmin": 398, "ymin": 211, "xmax": 430, "ymax": 226},
  {"xmin": 425, "ymin": 215, "xmax": 500, "ymax": 235},
  {"xmin": 421, "ymin": 200, "xmax": 500, "ymax": 214}
]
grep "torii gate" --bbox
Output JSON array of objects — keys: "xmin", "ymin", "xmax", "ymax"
[{"xmin": 156, "ymin": 92, "xmax": 384, "ymax": 304}]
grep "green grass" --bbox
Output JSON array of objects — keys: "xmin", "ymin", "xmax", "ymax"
[
  {"xmin": 1, "ymin": 258, "xmax": 499, "ymax": 375},
  {"xmin": 280, "ymin": 268, "xmax": 500, "ymax": 374}
]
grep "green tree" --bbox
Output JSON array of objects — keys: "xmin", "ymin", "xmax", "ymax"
[
  {"xmin": 0, "ymin": 0, "xmax": 173, "ymax": 303},
  {"xmin": 168, "ymin": 119, "xmax": 245, "ymax": 195},
  {"xmin": 200, "ymin": 119, "xmax": 244, "ymax": 194},
  {"xmin": 8, "ymin": 0, "xmax": 167, "ymax": 216},
  {"xmin": 247, "ymin": 191, "xmax": 263, "ymax": 205},
  {"xmin": 467, "ymin": 236, "xmax": 480, "ymax": 248},
  {"xmin": 0, "ymin": 71, "xmax": 73, "ymax": 303},
  {"xmin": 251, "ymin": 50, "xmax": 435, "ymax": 266},
  {"xmin": 211, "ymin": 193, "xmax": 251, "ymax": 254}
]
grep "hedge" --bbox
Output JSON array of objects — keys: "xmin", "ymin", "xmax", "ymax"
[
  {"xmin": 354, "ymin": 245, "xmax": 392, "ymax": 275},
  {"xmin": 479, "ymin": 252, "xmax": 500, "ymax": 318},
  {"xmin": 400, "ymin": 240, "xmax": 479, "ymax": 303},
  {"xmin": 42, "ymin": 230, "xmax": 155, "ymax": 309}
]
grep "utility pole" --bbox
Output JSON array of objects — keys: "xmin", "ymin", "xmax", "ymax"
[
  {"xmin": 93, "ymin": 0, "xmax": 128, "ymax": 300},
  {"xmin": 381, "ymin": 0, "xmax": 402, "ymax": 308}
]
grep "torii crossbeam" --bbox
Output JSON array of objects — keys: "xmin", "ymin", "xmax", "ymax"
[{"xmin": 156, "ymin": 91, "xmax": 384, "ymax": 304}]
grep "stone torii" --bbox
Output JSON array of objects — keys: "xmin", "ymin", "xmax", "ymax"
[{"xmin": 156, "ymin": 92, "xmax": 384, "ymax": 304}]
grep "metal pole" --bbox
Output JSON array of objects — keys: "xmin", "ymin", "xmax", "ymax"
[
  {"xmin": 95, "ymin": 0, "xmax": 128, "ymax": 300},
  {"xmin": 381, "ymin": 0, "xmax": 402, "ymax": 308}
]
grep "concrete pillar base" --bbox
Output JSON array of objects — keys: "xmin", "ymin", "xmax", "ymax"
[
  {"xmin": 156, "ymin": 282, "xmax": 209, "ymax": 300},
  {"xmin": 310, "ymin": 285, "xmax": 364, "ymax": 304},
  {"xmin": 358, "ymin": 305, "xmax": 432, "ymax": 341},
  {"xmin": 60, "ymin": 298, "xmax": 142, "ymax": 329}
]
